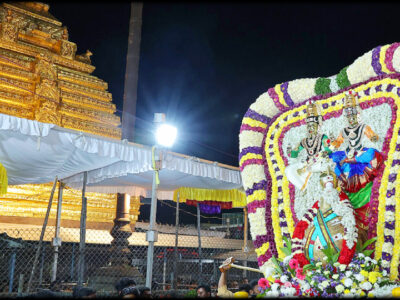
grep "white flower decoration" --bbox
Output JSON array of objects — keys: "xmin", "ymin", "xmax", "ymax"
[
  {"xmin": 280, "ymin": 275, "xmax": 288, "ymax": 283},
  {"xmin": 335, "ymin": 284, "xmax": 345, "ymax": 293},
  {"xmin": 355, "ymin": 274, "xmax": 365, "ymax": 282},
  {"xmin": 344, "ymin": 278, "xmax": 353, "ymax": 288},
  {"xmin": 271, "ymin": 283, "xmax": 280, "ymax": 292},
  {"xmin": 360, "ymin": 281, "xmax": 372, "ymax": 291}
]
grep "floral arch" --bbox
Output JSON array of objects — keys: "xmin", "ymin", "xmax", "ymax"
[{"xmin": 239, "ymin": 42, "xmax": 400, "ymax": 280}]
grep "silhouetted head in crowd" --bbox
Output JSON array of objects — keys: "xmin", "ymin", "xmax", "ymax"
[
  {"xmin": 249, "ymin": 279, "xmax": 261, "ymax": 296},
  {"xmin": 230, "ymin": 280, "xmax": 239, "ymax": 289},
  {"xmin": 238, "ymin": 284, "xmax": 251, "ymax": 294},
  {"xmin": 189, "ymin": 279, "xmax": 197, "ymax": 286},
  {"xmin": 196, "ymin": 284, "xmax": 211, "ymax": 298},
  {"xmin": 115, "ymin": 278, "xmax": 136, "ymax": 296},
  {"xmin": 33, "ymin": 289, "xmax": 58, "ymax": 298},
  {"xmin": 165, "ymin": 289, "xmax": 177, "ymax": 298},
  {"xmin": 137, "ymin": 286, "xmax": 152, "ymax": 298},
  {"xmin": 242, "ymin": 277, "xmax": 249, "ymax": 285},
  {"xmin": 72, "ymin": 286, "xmax": 96, "ymax": 298},
  {"xmin": 120, "ymin": 286, "xmax": 139, "ymax": 298}
]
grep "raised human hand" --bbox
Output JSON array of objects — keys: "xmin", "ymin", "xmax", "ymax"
[{"xmin": 219, "ymin": 257, "xmax": 234, "ymax": 272}]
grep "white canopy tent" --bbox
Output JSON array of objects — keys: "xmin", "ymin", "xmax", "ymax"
[
  {"xmin": 0, "ymin": 113, "xmax": 242, "ymax": 195},
  {"xmin": 0, "ymin": 112, "xmax": 245, "ymax": 290},
  {"xmin": 63, "ymin": 151, "xmax": 242, "ymax": 199}
]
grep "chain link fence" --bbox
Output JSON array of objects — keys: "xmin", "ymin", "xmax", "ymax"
[{"xmin": 0, "ymin": 223, "xmax": 259, "ymax": 297}]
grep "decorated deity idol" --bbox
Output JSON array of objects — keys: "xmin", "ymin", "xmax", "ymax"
[
  {"xmin": 329, "ymin": 91, "xmax": 383, "ymax": 193},
  {"xmin": 285, "ymin": 101, "xmax": 331, "ymax": 192},
  {"xmin": 329, "ymin": 91, "xmax": 383, "ymax": 244},
  {"xmin": 291, "ymin": 168, "xmax": 357, "ymax": 267}
]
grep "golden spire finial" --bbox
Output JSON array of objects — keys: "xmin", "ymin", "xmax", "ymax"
[
  {"xmin": 85, "ymin": 50, "xmax": 93, "ymax": 58},
  {"xmin": 62, "ymin": 27, "xmax": 68, "ymax": 40},
  {"xmin": 6, "ymin": 9, "xmax": 13, "ymax": 23}
]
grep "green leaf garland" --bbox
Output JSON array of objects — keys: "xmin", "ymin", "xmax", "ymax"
[
  {"xmin": 315, "ymin": 77, "xmax": 332, "ymax": 95},
  {"xmin": 336, "ymin": 66, "xmax": 351, "ymax": 89}
]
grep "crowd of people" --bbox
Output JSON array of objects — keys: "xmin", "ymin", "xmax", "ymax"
[
  {"xmin": 205, "ymin": 257, "xmax": 261, "ymax": 298},
  {"xmin": 24, "ymin": 257, "xmax": 259, "ymax": 298},
  {"xmin": 28, "ymin": 277, "xmax": 153, "ymax": 298}
]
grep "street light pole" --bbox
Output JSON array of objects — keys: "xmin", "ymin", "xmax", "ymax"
[
  {"xmin": 145, "ymin": 146, "xmax": 159, "ymax": 290},
  {"xmin": 145, "ymin": 112, "xmax": 176, "ymax": 289}
]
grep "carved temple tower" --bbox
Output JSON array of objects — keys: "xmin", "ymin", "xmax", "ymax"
[{"xmin": 0, "ymin": 2, "xmax": 140, "ymax": 232}]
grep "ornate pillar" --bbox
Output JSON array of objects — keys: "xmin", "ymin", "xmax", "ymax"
[
  {"xmin": 90, "ymin": 194, "xmax": 143, "ymax": 293},
  {"xmin": 110, "ymin": 193, "xmax": 132, "ymax": 265}
]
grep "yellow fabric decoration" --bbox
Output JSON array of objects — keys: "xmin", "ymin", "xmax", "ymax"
[
  {"xmin": 173, "ymin": 187, "xmax": 246, "ymax": 208},
  {"xmin": 152, "ymin": 146, "xmax": 160, "ymax": 185},
  {"xmin": 0, "ymin": 163, "xmax": 7, "ymax": 195}
]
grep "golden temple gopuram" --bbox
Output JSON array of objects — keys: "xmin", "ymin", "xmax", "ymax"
[{"xmin": 0, "ymin": 2, "xmax": 140, "ymax": 229}]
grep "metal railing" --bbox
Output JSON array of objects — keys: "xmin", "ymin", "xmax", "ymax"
[{"xmin": 0, "ymin": 225, "xmax": 259, "ymax": 297}]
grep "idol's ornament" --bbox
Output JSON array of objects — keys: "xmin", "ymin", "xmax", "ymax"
[
  {"xmin": 239, "ymin": 42, "xmax": 400, "ymax": 297},
  {"xmin": 285, "ymin": 100, "xmax": 331, "ymax": 193},
  {"xmin": 329, "ymin": 91, "xmax": 383, "ymax": 246}
]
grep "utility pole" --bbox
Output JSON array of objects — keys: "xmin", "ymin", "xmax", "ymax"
[{"xmin": 122, "ymin": 2, "xmax": 143, "ymax": 142}]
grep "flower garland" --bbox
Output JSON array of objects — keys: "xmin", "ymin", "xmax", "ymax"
[
  {"xmin": 279, "ymin": 82, "xmax": 397, "ymax": 274},
  {"xmin": 257, "ymin": 251, "xmax": 400, "ymax": 298},
  {"xmin": 240, "ymin": 75, "xmax": 400, "ymax": 279},
  {"xmin": 292, "ymin": 203, "xmax": 319, "ymax": 267},
  {"xmin": 291, "ymin": 191, "xmax": 357, "ymax": 267},
  {"xmin": 239, "ymin": 42, "xmax": 400, "ymax": 279},
  {"xmin": 324, "ymin": 190, "xmax": 358, "ymax": 250}
]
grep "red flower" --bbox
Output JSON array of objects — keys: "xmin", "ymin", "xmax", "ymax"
[
  {"xmin": 292, "ymin": 221, "xmax": 309, "ymax": 239},
  {"xmin": 296, "ymin": 267, "xmax": 306, "ymax": 280},
  {"xmin": 339, "ymin": 191, "xmax": 349, "ymax": 201},
  {"xmin": 293, "ymin": 253, "xmax": 310, "ymax": 267},
  {"xmin": 258, "ymin": 278, "xmax": 270, "ymax": 289},
  {"xmin": 289, "ymin": 258, "xmax": 299, "ymax": 269},
  {"xmin": 338, "ymin": 232, "xmax": 357, "ymax": 264}
]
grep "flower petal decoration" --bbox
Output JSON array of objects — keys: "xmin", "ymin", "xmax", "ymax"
[{"xmin": 239, "ymin": 42, "xmax": 400, "ymax": 280}]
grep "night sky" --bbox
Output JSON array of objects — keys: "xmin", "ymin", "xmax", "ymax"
[
  {"xmin": 49, "ymin": 2, "xmax": 400, "ymax": 167},
  {"xmin": 47, "ymin": 2, "xmax": 400, "ymax": 224}
]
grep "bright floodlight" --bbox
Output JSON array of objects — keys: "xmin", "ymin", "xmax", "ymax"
[{"xmin": 156, "ymin": 124, "xmax": 177, "ymax": 147}]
